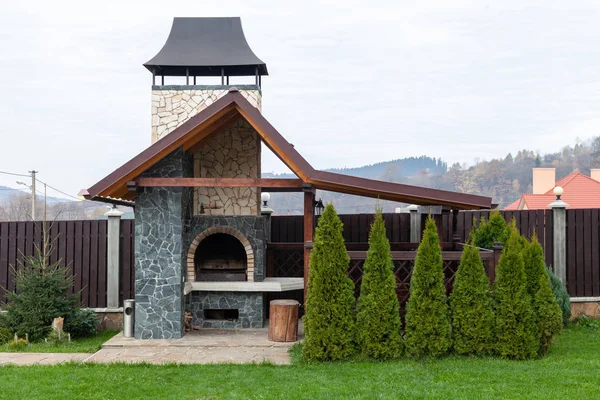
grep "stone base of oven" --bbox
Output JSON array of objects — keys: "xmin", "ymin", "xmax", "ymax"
[{"xmin": 186, "ymin": 291, "xmax": 264, "ymax": 329}]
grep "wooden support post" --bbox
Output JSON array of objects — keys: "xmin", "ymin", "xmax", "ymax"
[
  {"xmin": 303, "ymin": 187, "xmax": 315, "ymax": 305},
  {"xmin": 452, "ymin": 208, "xmax": 461, "ymax": 248}
]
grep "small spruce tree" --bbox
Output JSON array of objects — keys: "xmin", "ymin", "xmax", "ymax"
[
  {"xmin": 449, "ymin": 240, "xmax": 494, "ymax": 355},
  {"xmin": 534, "ymin": 273, "xmax": 563, "ymax": 356},
  {"xmin": 356, "ymin": 209, "xmax": 403, "ymax": 359},
  {"xmin": 547, "ymin": 268, "xmax": 572, "ymax": 325},
  {"xmin": 3, "ymin": 249, "xmax": 79, "ymax": 342},
  {"xmin": 404, "ymin": 216, "xmax": 451, "ymax": 357},
  {"xmin": 493, "ymin": 227, "xmax": 538, "ymax": 359},
  {"xmin": 303, "ymin": 204, "xmax": 356, "ymax": 361},
  {"xmin": 523, "ymin": 235, "xmax": 546, "ymax": 300}
]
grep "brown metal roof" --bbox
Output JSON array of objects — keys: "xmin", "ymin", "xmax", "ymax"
[{"xmin": 84, "ymin": 89, "xmax": 492, "ymax": 210}]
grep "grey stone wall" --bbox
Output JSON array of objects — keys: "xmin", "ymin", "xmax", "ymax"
[
  {"xmin": 186, "ymin": 215, "xmax": 267, "ymax": 282},
  {"xmin": 187, "ymin": 291, "xmax": 264, "ymax": 328},
  {"xmin": 134, "ymin": 148, "xmax": 192, "ymax": 339}
]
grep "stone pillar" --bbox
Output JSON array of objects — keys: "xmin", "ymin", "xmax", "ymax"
[
  {"xmin": 408, "ymin": 205, "xmax": 421, "ymax": 243},
  {"xmin": 261, "ymin": 206, "xmax": 274, "ymax": 242},
  {"xmin": 550, "ymin": 197, "xmax": 568, "ymax": 285},
  {"xmin": 105, "ymin": 206, "xmax": 124, "ymax": 310}
]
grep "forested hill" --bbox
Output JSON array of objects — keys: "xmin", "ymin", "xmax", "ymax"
[
  {"xmin": 328, "ymin": 156, "xmax": 447, "ymax": 180},
  {"xmin": 264, "ymin": 137, "xmax": 600, "ymax": 213}
]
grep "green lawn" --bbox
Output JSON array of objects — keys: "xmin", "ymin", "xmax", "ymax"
[
  {"xmin": 0, "ymin": 330, "xmax": 118, "ymax": 353},
  {"xmin": 0, "ymin": 324, "xmax": 599, "ymax": 399}
]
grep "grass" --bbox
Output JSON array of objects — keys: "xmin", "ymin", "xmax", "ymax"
[
  {"xmin": 0, "ymin": 330, "xmax": 118, "ymax": 353},
  {"xmin": 0, "ymin": 323, "xmax": 599, "ymax": 399}
]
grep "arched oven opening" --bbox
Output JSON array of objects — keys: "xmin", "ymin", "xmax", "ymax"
[{"xmin": 194, "ymin": 233, "xmax": 248, "ymax": 281}]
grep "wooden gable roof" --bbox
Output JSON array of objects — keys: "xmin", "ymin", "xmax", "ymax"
[{"xmin": 83, "ymin": 88, "xmax": 492, "ymax": 210}]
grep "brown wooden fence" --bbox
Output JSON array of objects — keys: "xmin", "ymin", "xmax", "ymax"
[
  {"xmin": 567, "ymin": 209, "xmax": 600, "ymax": 297},
  {"xmin": 0, "ymin": 220, "xmax": 134, "ymax": 308},
  {"xmin": 265, "ymin": 242, "xmax": 502, "ymax": 314},
  {"xmin": 271, "ymin": 210, "xmax": 553, "ymax": 266}
]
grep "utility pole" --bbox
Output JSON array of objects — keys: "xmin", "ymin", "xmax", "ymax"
[{"xmin": 29, "ymin": 170, "xmax": 38, "ymax": 220}]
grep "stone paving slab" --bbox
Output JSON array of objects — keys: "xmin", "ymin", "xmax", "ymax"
[
  {"xmin": 0, "ymin": 353, "xmax": 89, "ymax": 366},
  {"xmin": 86, "ymin": 345, "xmax": 291, "ymax": 365},
  {"xmin": 102, "ymin": 327, "xmax": 303, "ymax": 348}
]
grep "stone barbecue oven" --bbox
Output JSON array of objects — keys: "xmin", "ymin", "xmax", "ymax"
[
  {"xmin": 187, "ymin": 227, "xmax": 254, "ymax": 282},
  {"xmin": 81, "ymin": 17, "xmax": 493, "ymax": 340}
]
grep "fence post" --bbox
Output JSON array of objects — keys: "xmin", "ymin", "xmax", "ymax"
[
  {"xmin": 408, "ymin": 205, "xmax": 421, "ymax": 243},
  {"xmin": 106, "ymin": 206, "xmax": 124, "ymax": 309},
  {"xmin": 490, "ymin": 242, "xmax": 503, "ymax": 283},
  {"xmin": 549, "ymin": 190, "xmax": 568, "ymax": 285}
]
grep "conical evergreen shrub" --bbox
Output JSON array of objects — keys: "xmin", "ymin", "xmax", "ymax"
[
  {"xmin": 356, "ymin": 209, "xmax": 403, "ymax": 359},
  {"xmin": 534, "ymin": 273, "xmax": 563, "ymax": 356},
  {"xmin": 449, "ymin": 241, "xmax": 494, "ymax": 355},
  {"xmin": 547, "ymin": 268, "xmax": 571, "ymax": 325},
  {"xmin": 474, "ymin": 209, "xmax": 509, "ymax": 249},
  {"xmin": 404, "ymin": 216, "xmax": 451, "ymax": 357},
  {"xmin": 523, "ymin": 235, "xmax": 546, "ymax": 300},
  {"xmin": 303, "ymin": 203, "xmax": 356, "ymax": 361},
  {"xmin": 493, "ymin": 228, "xmax": 538, "ymax": 359}
]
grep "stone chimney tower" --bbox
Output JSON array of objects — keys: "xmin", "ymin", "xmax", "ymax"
[{"xmin": 144, "ymin": 17, "xmax": 266, "ymax": 143}]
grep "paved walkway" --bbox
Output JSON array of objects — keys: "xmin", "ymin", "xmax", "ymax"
[{"xmin": 0, "ymin": 325, "xmax": 302, "ymax": 366}]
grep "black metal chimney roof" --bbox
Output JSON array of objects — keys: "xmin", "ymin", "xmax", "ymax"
[{"xmin": 144, "ymin": 17, "xmax": 268, "ymax": 77}]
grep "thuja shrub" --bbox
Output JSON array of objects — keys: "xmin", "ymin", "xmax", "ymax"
[
  {"xmin": 303, "ymin": 204, "xmax": 356, "ymax": 361},
  {"xmin": 404, "ymin": 216, "xmax": 451, "ymax": 358},
  {"xmin": 449, "ymin": 241, "xmax": 494, "ymax": 355},
  {"xmin": 356, "ymin": 209, "xmax": 403, "ymax": 359},
  {"xmin": 547, "ymin": 268, "xmax": 572, "ymax": 326},
  {"xmin": 474, "ymin": 209, "xmax": 509, "ymax": 249},
  {"xmin": 523, "ymin": 235, "xmax": 547, "ymax": 299},
  {"xmin": 2, "ymin": 250, "xmax": 79, "ymax": 342},
  {"xmin": 534, "ymin": 273, "xmax": 563, "ymax": 356},
  {"xmin": 493, "ymin": 228, "xmax": 538, "ymax": 359}
]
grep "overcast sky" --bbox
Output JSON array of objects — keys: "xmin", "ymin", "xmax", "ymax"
[{"xmin": 1, "ymin": 0, "xmax": 599, "ymax": 199}]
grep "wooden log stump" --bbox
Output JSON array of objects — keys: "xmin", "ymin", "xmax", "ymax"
[{"xmin": 268, "ymin": 299, "xmax": 299, "ymax": 342}]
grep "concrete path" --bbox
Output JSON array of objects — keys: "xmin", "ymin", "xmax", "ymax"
[
  {"xmin": 0, "ymin": 325, "xmax": 301, "ymax": 366},
  {"xmin": 0, "ymin": 353, "xmax": 88, "ymax": 366}
]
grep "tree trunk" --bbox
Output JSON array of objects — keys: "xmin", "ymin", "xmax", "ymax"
[{"xmin": 268, "ymin": 300, "xmax": 299, "ymax": 342}]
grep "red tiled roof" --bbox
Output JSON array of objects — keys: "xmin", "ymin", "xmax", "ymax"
[
  {"xmin": 504, "ymin": 198, "xmax": 521, "ymax": 210},
  {"xmin": 504, "ymin": 172, "xmax": 600, "ymax": 210}
]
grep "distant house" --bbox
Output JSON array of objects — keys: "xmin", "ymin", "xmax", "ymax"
[{"xmin": 505, "ymin": 168, "xmax": 600, "ymax": 210}]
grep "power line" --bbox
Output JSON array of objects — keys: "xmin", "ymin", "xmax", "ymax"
[
  {"xmin": 0, "ymin": 170, "xmax": 30, "ymax": 178},
  {"xmin": 35, "ymin": 179, "xmax": 86, "ymax": 202}
]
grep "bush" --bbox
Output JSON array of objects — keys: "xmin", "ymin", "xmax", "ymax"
[
  {"xmin": 404, "ymin": 216, "xmax": 451, "ymax": 358},
  {"xmin": 493, "ymin": 228, "xmax": 538, "ymax": 359},
  {"xmin": 303, "ymin": 204, "xmax": 356, "ymax": 361},
  {"xmin": 0, "ymin": 327, "xmax": 12, "ymax": 344},
  {"xmin": 64, "ymin": 309, "xmax": 98, "ymax": 338},
  {"xmin": 356, "ymin": 209, "xmax": 403, "ymax": 359},
  {"xmin": 2, "ymin": 249, "xmax": 79, "ymax": 342},
  {"xmin": 9, "ymin": 338, "xmax": 28, "ymax": 350},
  {"xmin": 474, "ymin": 209, "xmax": 509, "ymax": 249},
  {"xmin": 523, "ymin": 235, "xmax": 547, "ymax": 299},
  {"xmin": 534, "ymin": 273, "xmax": 563, "ymax": 356},
  {"xmin": 449, "ymin": 241, "xmax": 494, "ymax": 355},
  {"xmin": 547, "ymin": 268, "xmax": 572, "ymax": 325}
]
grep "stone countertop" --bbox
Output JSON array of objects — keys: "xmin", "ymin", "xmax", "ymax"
[{"xmin": 184, "ymin": 277, "xmax": 303, "ymax": 294}]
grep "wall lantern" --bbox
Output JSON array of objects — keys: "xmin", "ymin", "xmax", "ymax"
[{"xmin": 313, "ymin": 198, "xmax": 324, "ymax": 215}]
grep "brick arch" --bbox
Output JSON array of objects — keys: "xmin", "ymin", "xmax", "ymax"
[{"xmin": 186, "ymin": 227, "xmax": 254, "ymax": 282}]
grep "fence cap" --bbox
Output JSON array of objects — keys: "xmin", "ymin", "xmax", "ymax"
[
  {"xmin": 104, "ymin": 206, "xmax": 125, "ymax": 217},
  {"xmin": 548, "ymin": 199, "xmax": 568, "ymax": 209}
]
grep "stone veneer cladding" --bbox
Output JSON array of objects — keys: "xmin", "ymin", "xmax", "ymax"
[
  {"xmin": 187, "ymin": 292, "xmax": 263, "ymax": 329},
  {"xmin": 151, "ymin": 85, "xmax": 261, "ymax": 143},
  {"xmin": 194, "ymin": 118, "xmax": 260, "ymax": 216},
  {"xmin": 134, "ymin": 148, "xmax": 193, "ymax": 339}
]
